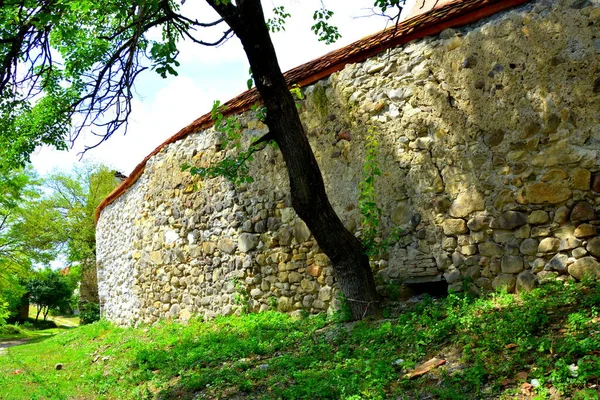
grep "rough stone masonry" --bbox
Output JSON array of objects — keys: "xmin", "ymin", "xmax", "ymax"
[{"xmin": 97, "ymin": 0, "xmax": 600, "ymax": 326}]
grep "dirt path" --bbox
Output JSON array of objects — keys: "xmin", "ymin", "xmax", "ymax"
[
  {"xmin": 0, "ymin": 338, "xmax": 33, "ymax": 355},
  {"xmin": 50, "ymin": 316, "xmax": 78, "ymax": 328}
]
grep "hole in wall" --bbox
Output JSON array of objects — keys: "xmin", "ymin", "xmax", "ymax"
[
  {"xmin": 383, "ymin": 278, "xmax": 450, "ymax": 302},
  {"xmin": 403, "ymin": 279, "xmax": 449, "ymax": 299}
]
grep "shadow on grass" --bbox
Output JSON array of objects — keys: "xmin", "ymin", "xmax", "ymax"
[
  {"xmin": 1, "ymin": 318, "xmax": 78, "ymax": 344},
  {"xmin": 125, "ymin": 312, "xmax": 339, "ymax": 400},
  {"xmin": 120, "ymin": 280, "xmax": 600, "ymax": 400},
  {"xmin": 0, "ymin": 332, "xmax": 57, "ymax": 353}
]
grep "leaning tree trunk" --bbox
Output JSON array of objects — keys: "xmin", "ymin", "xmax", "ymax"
[{"xmin": 207, "ymin": 0, "xmax": 381, "ymax": 320}]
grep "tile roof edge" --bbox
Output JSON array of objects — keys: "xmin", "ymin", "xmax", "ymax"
[{"xmin": 95, "ymin": 0, "xmax": 531, "ymax": 223}]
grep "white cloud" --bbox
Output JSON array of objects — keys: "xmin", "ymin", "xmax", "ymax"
[
  {"xmin": 32, "ymin": 75, "xmax": 233, "ymax": 175},
  {"xmin": 31, "ymin": 1, "xmax": 398, "ymax": 176}
]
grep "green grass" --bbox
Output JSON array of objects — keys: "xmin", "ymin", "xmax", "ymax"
[
  {"xmin": 0, "ymin": 322, "xmax": 64, "ymax": 341},
  {"xmin": 48, "ymin": 315, "xmax": 80, "ymax": 327},
  {"xmin": 28, "ymin": 305, "xmax": 81, "ymax": 327},
  {"xmin": 1, "ymin": 279, "xmax": 600, "ymax": 399},
  {"xmin": 0, "ymin": 310, "xmax": 79, "ymax": 341}
]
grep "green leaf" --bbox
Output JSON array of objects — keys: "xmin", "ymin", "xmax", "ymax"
[
  {"xmin": 266, "ymin": 6, "xmax": 291, "ymax": 33},
  {"xmin": 311, "ymin": 8, "xmax": 341, "ymax": 44}
]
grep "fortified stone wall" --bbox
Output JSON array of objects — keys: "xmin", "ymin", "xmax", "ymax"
[{"xmin": 97, "ymin": 0, "xmax": 600, "ymax": 326}]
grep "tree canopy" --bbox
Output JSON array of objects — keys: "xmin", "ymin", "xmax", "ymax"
[
  {"xmin": 0, "ymin": 164, "xmax": 119, "ymax": 321},
  {"xmin": 0, "ymin": 168, "xmax": 53, "ymax": 322},
  {"xmin": 44, "ymin": 164, "xmax": 120, "ymax": 266},
  {"xmin": 25, "ymin": 268, "xmax": 74, "ymax": 321},
  {"xmin": 43, "ymin": 165, "xmax": 121, "ymax": 306},
  {"xmin": 0, "ymin": 164, "xmax": 118, "ymax": 275},
  {"xmin": 0, "ymin": 168, "xmax": 60, "ymax": 280},
  {"xmin": 0, "ymin": 0, "xmax": 404, "ymax": 169}
]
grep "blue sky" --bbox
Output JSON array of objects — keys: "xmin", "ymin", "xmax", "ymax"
[{"xmin": 31, "ymin": 0, "xmax": 414, "ymax": 176}]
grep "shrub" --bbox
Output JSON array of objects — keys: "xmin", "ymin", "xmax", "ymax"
[
  {"xmin": 79, "ymin": 302, "xmax": 100, "ymax": 325},
  {"xmin": 0, "ymin": 324, "xmax": 24, "ymax": 335},
  {"xmin": 0, "ymin": 301, "xmax": 9, "ymax": 326}
]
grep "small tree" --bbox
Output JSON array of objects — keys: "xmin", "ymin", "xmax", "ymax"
[
  {"xmin": 26, "ymin": 269, "xmax": 73, "ymax": 321},
  {"xmin": 13, "ymin": 165, "xmax": 120, "ymax": 311},
  {"xmin": 44, "ymin": 165, "xmax": 120, "ymax": 306},
  {"xmin": 0, "ymin": 168, "xmax": 61, "ymax": 321}
]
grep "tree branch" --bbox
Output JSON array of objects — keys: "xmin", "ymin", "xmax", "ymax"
[
  {"xmin": 250, "ymin": 131, "xmax": 274, "ymax": 148},
  {"xmin": 206, "ymin": 0, "xmax": 240, "ymax": 29},
  {"xmin": 179, "ymin": 27, "xmax": 233, "ymax": 46}
]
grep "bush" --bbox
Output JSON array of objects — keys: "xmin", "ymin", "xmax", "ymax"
[
  {"xmin": 26, "ymin": 319, "xmax": 57, "ymax": 330},
  {"xmin": 0, "ymin": 301, "xmax": 9, "ymax": 326},
  {"xmin": 0, "ymin": 324, "xmax": 25, "ymax": 335},
  {"xmin": 79, "ymin": 302, "xmax": 100, "ymax": 325},
  {"xmin": 0, "ymin": 277, "xmax": 27, "ymax": 322}
]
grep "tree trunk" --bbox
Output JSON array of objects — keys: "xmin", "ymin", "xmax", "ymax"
[{"xmin": 207, "ymin": 0, "xmax": 381, "ymax": 320}]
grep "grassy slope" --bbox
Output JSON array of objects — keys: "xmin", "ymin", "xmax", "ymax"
[{"xmin": 1, "ymin": 280, "xmax": 599, "ymax": 400}]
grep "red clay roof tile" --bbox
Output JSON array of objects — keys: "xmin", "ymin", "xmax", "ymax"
[{"xmin": 95, "ymin": 0, "xmax": 531, "ymax": 222}]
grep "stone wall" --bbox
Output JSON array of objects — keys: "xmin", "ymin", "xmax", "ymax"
[{"xmin": 97, "ymin": 0, "xmax": 600, "ymax": 326}]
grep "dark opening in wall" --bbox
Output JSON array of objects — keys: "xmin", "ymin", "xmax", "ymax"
[{"xmin": 404, "ymin": 279, "xmax": 449, "ymax": 298}]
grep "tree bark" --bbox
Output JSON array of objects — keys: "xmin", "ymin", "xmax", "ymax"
[{"xmin": 207, "ymin": 0, "xmax": 381, "ymax": 320}]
